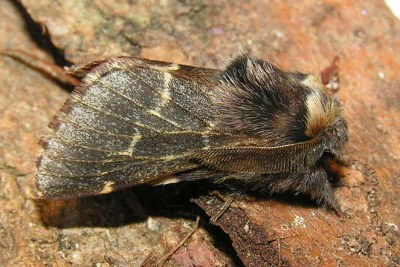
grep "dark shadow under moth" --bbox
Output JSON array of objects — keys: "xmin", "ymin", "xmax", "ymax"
[{"xmin": 36, "ymin": 55, "xmax": 348, "ymax": 212}]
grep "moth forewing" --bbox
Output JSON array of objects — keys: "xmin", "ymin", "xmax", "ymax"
[{"xmin": 36, "ymin": 57, "xmax": 222, "ymax": 198}]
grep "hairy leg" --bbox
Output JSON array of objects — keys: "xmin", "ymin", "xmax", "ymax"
[{"xmin": 262, "ymin": 168, "xmax": 340, "ymax": 212}]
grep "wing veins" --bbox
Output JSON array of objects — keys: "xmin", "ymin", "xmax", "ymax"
[
  {"xmin": 44, "ymin": 139, "xmax": 193, "ymax": 162},
  {"xmin": 64, "ymin": 117, "xmax": 133, "ymax": 139},
  {"xmin": 73, "ymin": 98, "xmax": 162, "ymax": 133},
  {"xmin": 64, "ymin": 115, "xmax": 219, "ymax": 140},
  {"xmin": 129, "ymin": 71, "xmax": 212, "ymax": 126},
  {"xmin": 46, "ymin": 157, "xmax": 137, "ymax": 164},
  {"xmin": 43, "ymin": 153, "xmax": 193, "ymax": 178},
  {"xmin": 43, "ymin": 159, "xmax": 157, "ymax": 178},
  {"xmin": 99, "ymin": 81, "xmax": 189, "ymax": 131},
  {"xmin": 49, "ymin": 136, "xmax": 132, "ymax": 156}
]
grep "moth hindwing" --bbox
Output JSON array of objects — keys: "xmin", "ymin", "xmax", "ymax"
[{"xmin": 36, "ymin": 55, "xmax": 348, "ymax": 212}]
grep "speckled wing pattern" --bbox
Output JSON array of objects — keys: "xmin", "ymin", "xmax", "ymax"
[{"xmin": 36, "ymin": 57, "xmax": 324, "ymax": 199}]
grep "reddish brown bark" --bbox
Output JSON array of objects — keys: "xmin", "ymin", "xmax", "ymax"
[{"xmin": 1, "ymin": 0, "xmax": 399, "ymax": 266}]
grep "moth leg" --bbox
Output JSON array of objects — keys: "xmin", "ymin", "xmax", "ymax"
[
  {"xmin": 298, "ymin": 168, "xmax": 340, "ymax": 213},
  {"xmin": 176, "ymin": 168, "xmax": 227, "ymax": 182},
  {"xmin": 263, "ymin": 169, "xmax": 340, "ymax": 213},
  {"xmin": 179, "ymin": 168, "xmax": 340, "ymax": 212}
]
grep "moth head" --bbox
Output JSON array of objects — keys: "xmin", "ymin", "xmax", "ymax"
[
  {"xmin": 215, "ymin": 55, "xmax": 348, "ymax": 155},
  {"xmin": 320, "ymin": 114, "xmax": 348, "ymax": 158},
  {"xmin": 301, "ymin": 76, "xmax": 348, "ymax": 158}
]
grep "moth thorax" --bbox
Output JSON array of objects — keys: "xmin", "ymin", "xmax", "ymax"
[{"xmin": 304, "ymin": 91, "xmax": 337, "ymax": 137}]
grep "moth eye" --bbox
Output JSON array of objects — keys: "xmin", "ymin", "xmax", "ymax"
[{"xmin": 326, "ymin": 127, "xmax": 335, "ymax": 135}]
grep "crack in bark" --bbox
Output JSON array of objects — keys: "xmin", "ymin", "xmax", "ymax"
[{"xmin": 10, "ymin": 0, "xmax": 72, "ymax": 67}]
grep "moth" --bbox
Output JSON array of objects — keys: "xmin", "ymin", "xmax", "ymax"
[{"xmin": 36, "ymin": 55, "xmax": 348, "ymax": 212}]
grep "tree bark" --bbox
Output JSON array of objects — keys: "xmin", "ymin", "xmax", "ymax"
[{"xmin": 1, "ymin": 0, "xmax": 399, "ymax": 266}]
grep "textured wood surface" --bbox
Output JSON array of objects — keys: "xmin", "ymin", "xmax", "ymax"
[{"xmin": 1, "ymin": 0, "xmax": 399, "ymax": 266}]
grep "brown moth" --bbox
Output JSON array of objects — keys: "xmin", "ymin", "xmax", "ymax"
[{"xmin": 36, "ymin": 55, "xmax": 348, "ymax": 212}]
